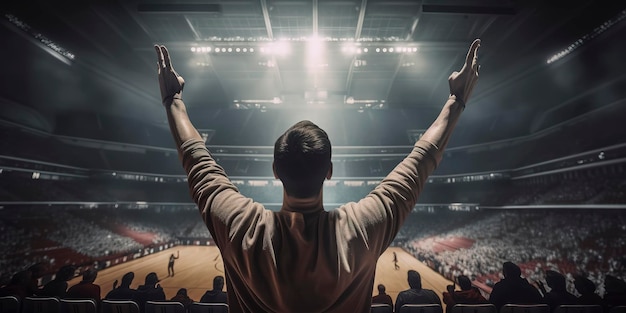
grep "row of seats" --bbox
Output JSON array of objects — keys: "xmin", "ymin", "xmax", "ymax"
[
  {"xmin": 3, "ymin": 297, "xmax": 625, "ymax": 313},
  {"xmin": 0, "ymin": 296, "xmax": 228, "ymax": 313},
  {"xmin": 372, "ymin": 304, "xmax": 626, "ymax": 313}
]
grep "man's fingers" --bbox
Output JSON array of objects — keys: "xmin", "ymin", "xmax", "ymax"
[
  {"xmin": 155, "ymin": 45, "xmax": 165, "ymax": 69},
  {"xmin": 161, "ymin": 46, "xmax": 173, "ymax": 70},
  {"xmin": 465, "ymin": 38, "xmax": 481, "ymax": 67}
]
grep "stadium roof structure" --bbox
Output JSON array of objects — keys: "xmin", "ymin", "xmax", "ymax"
[{"xmin": 1, "ymin": 0, "xmax": 625, "ymax": 149}]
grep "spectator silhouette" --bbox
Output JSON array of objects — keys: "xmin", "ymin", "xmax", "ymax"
[
  {"xmin": 537, "ymin": 270, "xmax": 577, "ymax": 312},
  {"xmin": 170, "ymin": 288, "xmax": 193, "ymax": 309},
  {"xmin": 27, "ymin": 263, "xmax": 45, "ymax": 295},
  {"xmin": 66, "ymin": 268, "xmax": 101, "ymax": 305},
  {"xmin": 603, "ymin": 275, "xmax": 626, "ymax": 307},
  {"xmin": 443, "ymin": 275, "xmax": 488, "ymax": 313},
  {"xmin": 488, "ymin": 262, "xmax": 542, "ymax": 311},
  {"xmin": 573, "ymin": 275, "xmax": 605, "ymax": 308},
  {"xmin": 372, "ymin": 284, "xmax": 394, "ymax": 307},
  {"xmin": 136, "ymin": 272, "xmax": 165, "ymax": 312},
  {"xmin": 395, "ymin": 270, "xmax": 442, "ymax": 313},
  {"xmin": 0, "ymin": 270, "xmax": 33, "ymax": 299},
  {"xmin": 200, "ymin": 275, "xmax": 228, "ymax": 304},
  {"xmin": 40, "ymin": 265, "xmax": 76, "ymax": 298},
  {"xmin": 105, "ymin": 271, "xmax": 138, "ymax": 301}
]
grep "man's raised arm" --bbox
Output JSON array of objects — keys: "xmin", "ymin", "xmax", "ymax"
[
  {"xmin": 420, "ymin": 38, "xmax": 481, "ymax": 156},
  {"xmin": 155, "ymin": 45, "xmax": 203, "ymax": 149}
]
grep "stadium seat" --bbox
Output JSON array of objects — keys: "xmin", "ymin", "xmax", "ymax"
[
  {"xmin": 60, "ymin": 298, "xmax": 97, "ymax": 313},
  {"xmin": 189, "ymin": 302, "xmax": 229, "ymax": 313},
  {"xmin": 500, "ymin": 304, "xmax": 551, "ymax": 313},
  {"xmin": 144, "ymin": 301, "xmax": 186, "ymax": 313},
  {"xmin": 22, "ymin": 297, "xmax": 60, "ymax": 313},
  {"xmin": 399, "ymin": 303, "xmax": 443, "ymax": 313},
  {"xmin": 609, "ymin": 307, "xmax": 626, "ymax": 313},
  {"xmin": 451, "ymin": 304, "xmax": 497, "ymax": 313},
  {"xmin": 371, "ymin": 303, "xmax": 393, "ymax": 313},
  {"xmin": 0, "ymin": 296, "xmax": 20, "ymax": 313},
  {"xmin": 554, "ymin": 305, "xmax": 603, "ymax": 313},
  {"xmin": 101, "ymin": 299, "xmax": 140, "ymax": 313}
]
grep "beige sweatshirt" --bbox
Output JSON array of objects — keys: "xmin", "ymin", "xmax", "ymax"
[{"xmin": 181, "ymin": 138, "xmax": 441, "ymax": 313}]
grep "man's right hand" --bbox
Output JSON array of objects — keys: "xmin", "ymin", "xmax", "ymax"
[
  {"xmin": 155, "ymin": 45, "xmax": 185, "ymax": 106},
  {"xmin": 448, "ymin": 39, "xmax": 481, "ymax": 107}
]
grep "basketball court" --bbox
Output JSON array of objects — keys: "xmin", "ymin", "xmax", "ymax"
[{"xmin": 69, "ymin": 246, "xmax": 452, "ymax": 307}]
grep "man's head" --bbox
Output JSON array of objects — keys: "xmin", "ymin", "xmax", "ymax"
[
  {"xmin": 213, "ymin": 275, "xmax": 225, "ymax": 291},
  {"xmin": 273, "ymin": 120, "xmax": 332, "ymax": 198},
  {"xmin": 407, "ymin": 270, "xmax": 422, "ymax": 290},
  {"xmin": 145, "ymin": 272, "xmax": 159, "ymax": 286},
  {"xmin": 121, "ymin": 271, "xmax": 135, "ymax": 287},
  {"xmin": 82, "ymin": 268, "xmax": 98, "ymax": 283},
  {"xmin": 457, "ymin": 275, "xmax": 472, "ymax": 291},
  {"xmin": 574, "ymin": 275, "xmax": 596, "ymax": 294},
  {"xmin": 377, "ymin": 284, "xmax": 386, "ymax": 294},
  {"xmin": 502, "ymin": 261, "xmax": 521, "ymax": 279},
  {"xmin": 56, "ymin": 265, "xmax": 76, "ymax": 282},
  {"xmin": 545, "ymin": 270, "xmax": 566, "ymax": 291}
]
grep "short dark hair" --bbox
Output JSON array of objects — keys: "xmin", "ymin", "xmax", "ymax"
[
  {"xmin": 574, "ymin": 275, "xmax": 596, "ymax": 294},
  {"xmin": 377, "ymin": 284, "xmax": 386, "ymax": 293},
  {"xmin": 82, "ymin": 268, "xmax": 98, "ymax": 283},
  {"xmin": 213, "ymin": 275, "xmax": 225, "ymax": 291},
  {"xmin": 545, "ymin": 270, "xmax": 566, "ymax": 291},
  {"xmin": 457, "ymin": 275, "xmax": 472, "ymax": 290},
  {"xmin": 502, "ymin": 261, "xmax": 521, "ymax": 278},
  {"xmin": 274, "ymin": 120, "xmax": 332, "ymax": 198},
  {"xmin": 57, "ymin": 265, "xmax": 76, "ymax": 281},
  {"xmin": 121, "ymin": 271, "xmax": 135, "ymax": 287},
  {"xmin": 408, "ymin": 270, "xmax": 422, "ymax": 290}
]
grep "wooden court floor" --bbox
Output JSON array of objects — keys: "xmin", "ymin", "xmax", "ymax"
[{"xmin": 69, "ymin": 246, "xmax": 452, "ymax": 307}]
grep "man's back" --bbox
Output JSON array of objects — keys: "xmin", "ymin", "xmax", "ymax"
[
  {"xmin": 182, "ymin": 138, "xmax": 439, "ymax": 312},
  {"xmin": 489, "ymin": 277, "xmax": 542, "ymax": 310},
  {"xmin": 200, "ymin": 289, "xmax": 227, "ymax": 304},
  {"xmin": 395, "ymin": 288, "xmax": 442, "ymax": 313}
]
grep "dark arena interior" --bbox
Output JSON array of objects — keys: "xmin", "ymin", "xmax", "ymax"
[{"xmin": 1, "ymin": 0, "xmax": 626, "ymax": 312}]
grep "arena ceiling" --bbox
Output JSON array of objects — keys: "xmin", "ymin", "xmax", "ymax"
[{"xmin": 1, "ymin": 0, "xmax": 625, "ymax": 147}]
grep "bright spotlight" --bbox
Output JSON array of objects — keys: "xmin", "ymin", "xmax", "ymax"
[
  {"xmin": 227, "ymin": 48, "xmax": 233, "ymax": 52},
  {"xmin": 376, "ymin": 48, "xmax": 380, "ymax": 53},
  {"xmin": 191, "ymin": 47, "xmax": 196, "ymax": 52},
  {"xmin": 274, "ymin": 41, "xmax": 291, "ymax": 56},
  {"xmin": 236, "ymin": 48, "xmax": 241, "ymax": 52},
  {"xmin": 250, "ymin": 48, "xmax": 254, "ymax": 53},
  {"xmin": 363, "ymin": 48, "xmax": 368, "ymax": 53}
]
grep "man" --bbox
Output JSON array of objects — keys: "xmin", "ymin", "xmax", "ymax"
[
  {"xmin": 66, "ymin": 268, "xmax": 101, "ymax": 304},
  {"xmin": 136, "ymin": 272, "xmax": 165, "ymax": 312},
  {"xmin": 371, "ymin": 284, "xmax": 393, "ymax": 307},
  {"xmin": 171, "ymin": 288, "xmax": 194, "ymax": 309},
  {"xmin": 573, "ymin": 275, "xmax": 604, "ymax": 306},
  {"xmin": 39, "ymin": 265, "xmax": 75, "ymax": 298},
  {"xmin": 488, "ymin": 262, "xmax": 542, "ymax": 311},
  {"xmin": 538, "ymin": 270, "xmax": 577, "ymax": 312},
  {"xmin": 105, "ymin": 271, "xmax": 138, "ymax": 301},
  {"xmin": 442, "ymin": 275, "xmax": 488, "ymax": 313},
  {"xmin": 395, "ymin": 270, "xmax": 442, "ymax": 313},
  {"xmin": 200, "ymin": 276, "xmax": 228, "ymax": 304},
  {"xmin": 167, "ymin": 250, "xmax": 179, "ymax": 277},
  {"xmin": 154, "ymin": 38, "xmax": 480, "ymax": 313}
]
